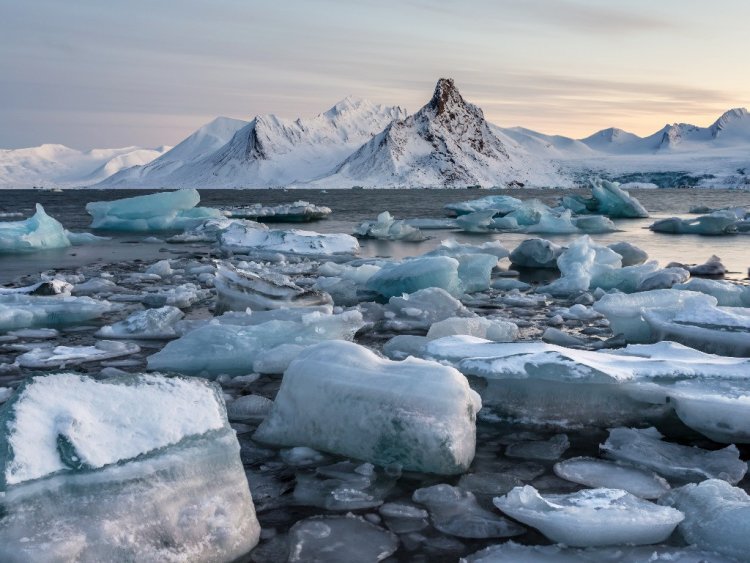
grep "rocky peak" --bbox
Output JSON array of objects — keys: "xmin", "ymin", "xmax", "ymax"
[{"xmin": 427, "ymin": 78, "xmax": 478, "ymax": 118}]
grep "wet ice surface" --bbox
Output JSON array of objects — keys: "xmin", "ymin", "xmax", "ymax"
[{"xmin": 0, "ymin": 188, "xmax": 750, "ymax": 562}]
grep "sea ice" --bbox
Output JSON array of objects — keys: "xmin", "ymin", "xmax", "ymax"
[
  {"xmin": 0, "ymin": 204, "xmax": 71, "ymax": 253},
  {"xmin": 601, "ymin": 427, "xmax": 747, "ymax": 484},
  {"xmin": 509, "ymin": 238, "xmax": 564, "ymax": 269},
  {"xmin": 455, "ymin": 209, "xmax": 500, "ymax": 232},
  {"xmin": 494, "ymin": 486, "xmax": 683, "ymax": 547},
  {"xmin": 86, "ymin": 188, "xmax": 223, "ymax": 232},
  {"xmin": 687, "ymin": 255, "xmax": 727, "ymax": 276},
  {"xmin": 95, "ymin": 306, "xmax": 184, "ymax": 339},
  {"xmin": 142, "ymin": 282, "xmax": 210, "ymax": 308},
  {"xmin": 553, "ymin": 457, "xmax": 670, "ymax": 499},
  {"xmin": 148, "ymin": 310, "xmax": 364, "ymax": 377},
  {"xmin": 354, "ymin": 211, "xmax": 426, "ymax": 241},
  {"xmin": 412, "ymin": 484, "xmax": 523, "ymax": 538},
  {"xmin": 375, "ymin": 287, "xmax": 472, "ymax": 332},
  {"xmin": 574, "ymin": 215, "xmax": 617, "ymax": 233},
  {"xmin": 0, "ymin": 372, "xmax": 259, "ymax": 561},
  {"xmin": 254, "ymin": 340, "xmax": 481, "ymax": 474}
]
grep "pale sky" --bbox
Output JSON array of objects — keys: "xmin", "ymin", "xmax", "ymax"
[{"xmin": 1, "ymin": 0, "xmax": 748, "ymax": 149}]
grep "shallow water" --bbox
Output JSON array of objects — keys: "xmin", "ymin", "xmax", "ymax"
[{"xmin": 1, "ymin": 188, "xmax": 749, "ymax": 283}]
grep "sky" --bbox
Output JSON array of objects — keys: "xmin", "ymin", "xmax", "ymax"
[{"xmin": 1, "ymin": 0, "xmax": 748, "ymax": 150}]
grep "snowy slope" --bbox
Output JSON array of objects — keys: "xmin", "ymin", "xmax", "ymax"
[
  {"xmin": 99, "ymin": 99, "xmax": 406, "ymax": 188},
  {"xmin": 0, "ymin": 145, "xmax": 170, "ymax": 189},
  {"xmin": 320, "ymin": 79, "xmax": 569, "ymax": 188}
]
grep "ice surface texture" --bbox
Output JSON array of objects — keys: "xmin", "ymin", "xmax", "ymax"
[
  {"xmin": 0, "ymin": 204, "xmax": 71, "ymax": 253},
  {"xmin": 255, "ymin": 340, "xmax": 481, "ymax": 474},
  {"xmin": 0, "ymin": 372, "xmax": 259, "ymax": 562}
]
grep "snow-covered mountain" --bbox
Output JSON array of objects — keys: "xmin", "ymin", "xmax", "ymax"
[
  {"xmin": 0, "ymin": 144, "xmax": 170, "ymax": 189},
  {"xmin": 319, "ymin": 79, "xmax": 567, "ymax": 188},
  {"xmin": 99, "ymin": 98, "xmax": 407, "ymax": 188}
]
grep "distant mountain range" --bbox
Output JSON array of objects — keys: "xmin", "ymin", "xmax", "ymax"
[{"xmin": 2, "ymin": 79, "xmax": 749, "ymax": 189}]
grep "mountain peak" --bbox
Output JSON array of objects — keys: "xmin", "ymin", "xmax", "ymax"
[
  {"xmin": 710, "ymin": 107, "xmax": 750, "ymax": 137},
  {"xmin": 428, "ymin": 78, "xmax": 466, "ymax": 116}
]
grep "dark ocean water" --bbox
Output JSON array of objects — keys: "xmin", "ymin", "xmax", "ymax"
[{"xmin": 1, "ymin": 187, "xmax": 749, "ymax": 283}]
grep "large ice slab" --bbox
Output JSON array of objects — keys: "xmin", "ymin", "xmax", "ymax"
[
  {"xmin": 86, "ymin": 188, "xmax": 223, "ymax": 232},
  {"xmin": 148, "ymin": 310, "xmax": 364, "ymax": 377},
  {"xmin": 220, "ymin": 222, "xmax": 359, "ymax": 256},
  {"xmin": 0, "ymin": 372, "xmax": 259, "ymax": 561},
  {"xmin": 254, "ymin": 341, "xmax": 482, "ymax": 475},
  {"xmin": 553, "ymin": 457, "xmax": 670, "ymax": 499},
  {"xmin": 0, "ymin": 294, "xmax": 118, "ymax": 332},
  {"xmin": 366, "ymin": 256, "xmax": 460, "ymax": 298},
  {"xmin": 494, "ymin": 486, "xmax": 683, "ymax": 547},
  {"xmin": 0, "ymin": 204, "xmax": 71, "ymax": 253},
  {"xmin": 659, "ymin": 479, "xmax": 750, "ymax": 561}
]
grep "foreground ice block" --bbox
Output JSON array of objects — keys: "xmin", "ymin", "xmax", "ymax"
[
  {"xmin": 659, "ymin": 479, "xmax": 750, "ymax": 561},
  {"xmin": 0, "ymin": 373, "xmax": 259, "ymax": 562},
  {"xmin": 86, "ymin": 188, "xmax": 223, "ymax": 232},
  {"xmin": 0, "ymin": 294, "xmax": 118, "ymax": 332},
  {"xmin": 254, "ymin": 341, "xmax": 482, "ymax": 475},
  {"xmin": 494, "ymin": 486, "xmax": 683, "ymax": 547},
  {"xmin": 0, "ymin": 204, "xmax": 71, "ymax": 253},
  {"xmin": 148, "ymin": 310, "xmax": 364, "ymax": 377}
]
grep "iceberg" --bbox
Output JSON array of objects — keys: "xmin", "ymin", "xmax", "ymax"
[
  {"xmin": 225, "ymin": 200, "xmax": 331, "ymax": 222},
  {"xmin": 601, "ymin": 427, "xmax": 747, "ymax": 484},
  {"xmin": 0, "ymin": 204, "xmax": 70, "ymax": 253},
  {"xmin": 254, "ymin": 341, "xmax": 482, "ymax": 475},
  {"xmin": 95, "ymin": 306, "xmax": 184, "ymax": 339},
  {"xmin": 0, "ymin": 294, "xmax": 118, "ymax": 332},
  {"xmin": 494, "ymin": 486, "xmax": 683, "ymax": 547},
  {"xmin": 148, "ymin": 310, "xmax": 364, "ymax": 377},
  {"xmin": 659, "ymin": 479, "xmax": 750, "ymax": 561},
  {"xmin": 366, "ymin": 256, "xmax": 460, "ymax": 298},
  {"xmin": 649, "ymin": 215, "xmax": 738, "ymax": 235},
  {"xmin": 509, "ymin": 238, "xmax": 564, "ymax": 269},
  {"xmin": 220, "ymin": 222, "xmax": 359, "ymax": 256},
  {"xmin": 0, "ymin": 373, "xmax": 259, "ymax": 562},
  {"xmin": 537, "ymin": 236, "xmax": 622, "ymax": 296},
  {"xmin": 86, "ymin": 188, "xmax": 223, "ymax": 232},
  {"xmin": 553, "ymin": 457, "xmax": 670, "ymax": 499},
  {"xmin": 563, "ymin": 178, "xmax": 649, "ymax": 218},
  {"xmin": 607, "ymin": 241, "xmax": 648, "ymax": 266},
  {"xmin": 354, "ymin": 211, "xmax": 426, "ymax": 241},
  {"xmin": 573, "ymin": 215, "xmax": 617, "ymax": 233},
  {"xmin": 443, "ymin": 195, "xmax": 524, "ymax": 216}
]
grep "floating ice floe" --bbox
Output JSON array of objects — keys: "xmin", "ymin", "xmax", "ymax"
[
  {"xmin": 562, "ymin": 178, "xmax": 649, "ymax": 218},
  {"xmin": 494, "ymin": 486, "xmax": 683, "ymax": 547},
  {"xmin": 86, "ymin": 188, "xmax": 223, "ymax": 232},
  {"xmin": 659, "ymin": 479, "xmax": 750, "ymax": 561},
  {"xmin": 354, "ymin": 211, "xmax": 426, "ymax": 241},
  {"xmin": 444, "ymin": 195, "xmax": 524, "ymax": 217},
  {"xmin": 412, "ymin": 484, "xmax": 523, "ymax": 538},
  {"xmin": 17, "ymin": 340, "xmax": 140, "ymax": 368},
  {"xmin": 0, "ymin": 373, "xmax": 259, "ymax": 561},
  {"xmin": 214, "ymin": 262, "xmax": 332, "ymax": 312},
  {"xmin": 0, "ymin": 204, "xmax": 71, "ymax": 253},
  {"xmin": 684, "ymin": 254, "xmax": 727, "ymax": 276},
  {"xmin": 96, "ymin": 306, "xmax": 184, "ymax": 340},
  {"xmin": 167, "ymin": 217, "xmax": 263, "ymax": 243},
  {"xmin": 650, "ymin": 214, "xmax": 739, "ymax": 235},
  {"xmin": 225, "ymin": 200, "xmax": 331, "ymax": 222},
  {"xmin": 0, "ymin": 294, "xmax": 118, "ymax": 332},
  {"xmin": 254, "ymin": 340, "xmax": 481, "ymax": 474},
  {"xmin": 220, "ymin": 221, "xmax": 359, "ymax": 256},
  {"xmin": 553, "ymin": 457, "xmax": 670, "ymax": 499},
  {"xmin": 149, "ymin": 309, "xmax": 363, "ymax": 377},
  {"xmin": 601, "ymin": 427, "xmax": 747, "ymax": 484},
  {"xmin": 509, "ymin": 238, "xmax": 564, "ymax": 268}
]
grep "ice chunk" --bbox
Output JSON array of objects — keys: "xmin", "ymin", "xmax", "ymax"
[
  {"xmin": 607, "ymin": 241, "xmax": 648, "ymax": 266},
  {"xmin": 601, "ymin": 427, "xmax": 747, "ymax": 484},
  {"xmin": 366, "ymin": 256, "xmax": 460, "ymax": 298},
  {"xmin": 142, "ymin": 282, "xmax": 210, "ymax": 308},
  {"xmin": 96, "ymin": 306, "xmax": 184, "ymax": 339},
  {"xmin": 494, "ymin": 486, "xmax": 682, "ymax": 547},
  {"xmin": 688, "ymin": 255, "xmax": 727, "ymax": 276},
  {"xmin": 65, "ymin": 230, "xmax": 110, "ymax": 245},
  {"xmin": 86, "ymin": 188, "xmax": 223, "ymax": 232},
  {"xmin": 0, "ymin": 294, "xmax": 118, "ymax": 332},
  {"xmin": 537, "ymin": 236, "xmax": 622, "ymax": 296},
  {"xmin": 592, "ymin": 289, "xmax": 717, "ymax": 343},
  {"xmin": 0, "ymin": 278, "xmax": 72, "ymax": 296},
  {"xmin": 444, "ymin": 195, "xmax": 524, "ymax": 216},
  {"xmin": 412, "ymin": 484, "xmax": 523, "ymax": 538},
  {"xmin": 650, "ymin": 215, "xmax": 738, "ymax": 235},
  {"xmin": 509, "ymin": 238, "xmax": 564, "ymax": 269},
  {"xmin": 214, "ymin": 262, "xmax": 331, "ymax": 312},
  {"xmin": 255, "ymin": 341, "xmax": 481, "ymax": 474},
  {"xmin": 220, "ymin": 222, "xmax": 359, "ymax": 256},
  {"xmin": 636, "ymin": 266, "xmax": 690, "ymax": 291},
  {"xmin": 226, "ymin": 394, "xmax": 273, "ymax": 421},
  {"xmin": 456, "ymin": 209, "xmax": 500, "ymax": 232},
  {"xmin": 457, "ymin": 473, "xmax": 524, "ymax": 497},
  {"xmin": 377, "ymin": 287, "xmax": 472, "ymax": 332},
  {"xmin": 225, "ymin": 200, "xmax": 331, "ymax": 222},
  {"xmin": 287, "ymin": 514, "xmax": 398, "ymax": 563},
  {"xmin": 17, "ymin": 340, "xmax": 139, "ymax": 368},
  {"xmin": 0, "ymin": 204, "xmax": 70, "ymax": 253},
  {"xmin": 525, "ymin": 209, "xmax": 580, "ymax": 234},
  {"xmin": 564, "ymin": 178, "xmax": 649, "ymax": 218},
  {"xmin": 382, "ymin": 334, "xmax": 429, "ymax": 360},
  {"xmin": 354, "ymin": 211, "xmax": 426, "ymax": 241},
  {"xmin": 145, "ymin": 259, "xmax": 173, "ymax": 277},
  {"xmin": 674, "ymin": 278, "xmax": 750, "ymax": 307},
  {"xmin": 0, "ymin": 372, "xmax": 259, "ymax": 561},
  {"xmin": 424, "ymin": 239, "xmax": 510, "ymax": 260},
  {"xmin": 148, "ymin": 310, "xmax": 364, "ymax": 377},
  {"xmin": 659, "ymin": 479, "xmax": 750, "ymax": 561},
  {"xmin": 427, "ymin": 317, "xmax": 518, "ymax": 342},
  {"xmin": 168, "ymin": 217, "xmax": 264, "ymax": 243},
  {"xmin": 554, "ymin": 457, "xmax": 670, "ymax": 499},
  {"xmin": 378, "ymin": 502, "xmax": 429, "ymax": 533},
  {"xmin": 573, "ymin": 215, "xmax": 617, "ymax": 233}
]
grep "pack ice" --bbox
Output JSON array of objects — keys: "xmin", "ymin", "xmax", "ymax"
[
  {"xmin": 86, "ymin": 188, "xmax": 223, "ymax": 232},
  {"xmin": 254, "ymin": 341, "xmax": 482, "ymax": 474},
  {"xmin": 0, "ymin": 373, "xmax": 259, "ymax": 562},
  {"xmin": 0, "ymin": 204, "xmax": 71, "ymax": 253}
]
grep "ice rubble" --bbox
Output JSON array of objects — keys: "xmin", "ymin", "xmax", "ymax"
[
  {"xmin": 147, "ymin": 310, "xmax": 364, "ymax": 377},
  {"xmin": 96, "ymin": 306, "xmax": 184, "ymax": 339},
  {"xmin": 553, "ymin": 457, "xmax": 670, "ymax": 499},
  {"xmin": 219, "ymin": 221, "xmax": 359, "ymax": 256},
  {"xmin": 0, "ymin": 294, "xmax": 118, "ymax": 332},
  {"xmin": 602, "ymin": 427, "xmax": 747, "ymax": 484},
  {"xmin": 0, "ymin": 373, "xmax": 259, "ymax": 561},
  {"xmin": 354, "ymin": 211, "xmax": 426, "ymax": 241},
  {"xmin": 214, "ymin": 262, "xmax": 332, "ymax": 312},
  {"xmin": 0, "ymin": 204, "xmax": 71, "ymax": 252},
  {"xmin": 224, "ymin": 200, "xmax": 331, "ymax": 222},
  {"xmin": 254, "ymin": 341, "xmax": 482, "ymax": 474},
  {"xmin": 86, "ymin": 188, "xmax": 223, "ymax": 232},
  {"xmin": 494, "ymin": 486, "xmax": 683, "ymax": 547},
  {"xmin": 659, "ymin": 479, "xmax": 750, "ymax": 560}
]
